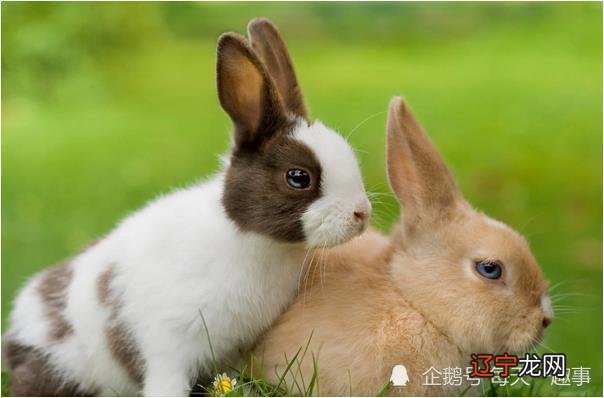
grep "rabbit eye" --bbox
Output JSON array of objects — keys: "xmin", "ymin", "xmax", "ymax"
[
  {"xmin": 286, "ymin": 169, "xmax": 310, "ymax": 189},
  {"xmin": 475, "ymin": 261, "xmax": 502, "ymax": 280}
]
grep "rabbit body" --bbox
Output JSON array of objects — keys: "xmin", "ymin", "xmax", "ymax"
[
  {"xmin": 253, "ymin": 98, "xmax": 552, "ymax": 396},
  {"xmin": 254, "ymin": 230, "xmax": 462, "ymax": 397},
  {"xmin": 6, "ymin": 174, "xmax": 306, "ymax": 396}
]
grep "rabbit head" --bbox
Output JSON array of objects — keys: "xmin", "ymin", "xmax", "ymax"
[
  {"xmin": 216, "ymin": 19, "xmax": 370, "ymax": 248},
  {"xmin": 386, "ymin": 97, "xmax": 552, "ymax": 355}
]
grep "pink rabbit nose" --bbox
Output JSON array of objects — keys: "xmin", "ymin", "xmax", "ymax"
[{"xmin": 542, "ymin": 317, "xmax": 552, "ymax": 328}]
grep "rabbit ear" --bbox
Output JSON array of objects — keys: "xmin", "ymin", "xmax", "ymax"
[
  {"xmin": 217, "ymin": 32, "xmax": 287, "ymax": 151},
  {"xmin": 247, "ymin": 18, "xmax": 308, "ymax": 120},
  {"xmin": 386, "ymin": 97, "xmax": 462, "ymax": 230}
]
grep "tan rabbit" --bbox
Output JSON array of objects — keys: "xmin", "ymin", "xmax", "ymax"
[{"xmin": 252, "ymin": 97, "xmax": 552, "ymax": 396}]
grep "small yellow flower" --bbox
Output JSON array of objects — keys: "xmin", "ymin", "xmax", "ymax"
[{"xmin": 212, "ymin": 372, "xmax": 237, "ymax": 395}]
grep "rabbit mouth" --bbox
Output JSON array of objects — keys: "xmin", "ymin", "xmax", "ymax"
[
  {"xmin": 302, "ymin": 206, "xmax": 369, "ymax": 248},
  {"xmin": 531, "ymin": 328, "xmax": 547, "ymax": 349},
  {"xmin": 305, "ymin": 223, "xmax": 366, "ymax": 248},
  {"xmin": 505, "ymin": 328, "xmax": 545, "ymax": 354}
]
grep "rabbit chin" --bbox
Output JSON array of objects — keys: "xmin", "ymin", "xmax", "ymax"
[
  {"xmin": 301, "ymin": 206, "xmax": 368, "ymax": 248},
  {"xmin": 504, "ymin": 323, "xmax": 546, "ymax": 354},
  {"xmin": 304, "ymin": 217, "xmax": 366, "ymax": 248},
  {"xmin": 464, "ymin": 317, "xmax": 545, "ymax": 356}
]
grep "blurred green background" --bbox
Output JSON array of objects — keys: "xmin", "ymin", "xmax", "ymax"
[{"xmin": 1, "ymin": 2, "xmax": 601, "ymax": 395}]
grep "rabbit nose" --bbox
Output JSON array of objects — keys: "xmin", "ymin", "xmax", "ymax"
[
  {"xmin": 540, "ymin": 294, "xmax": 553, "ymax": 326},
  {"xmin": 354, "ymin": 210, "xmax": 366, "ymax": 221},
  {"xmin": 353, "ymin": 199, "xmax": 371, "ymax": 224}
]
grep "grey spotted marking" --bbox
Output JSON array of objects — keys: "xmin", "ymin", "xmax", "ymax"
[
  {"xmin": 96, "ymin": 265, "xmax": 113, "ymax": 306},
  {"xmin": 3, "ymin": 338, "xmax": 98, "ymax": 396},
  {"xmin": 37, "ymin": 262, "xmax": 74, "ymax": 341},
  {"xmin": 105, "ymin": 320, "xmax": 145, "ymax": 385},
  {"xmin": 97, "ymin": 265, "xmax": 145, "ymax": 385}
]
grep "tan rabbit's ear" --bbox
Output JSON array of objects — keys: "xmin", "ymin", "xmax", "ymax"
[
  {"xmin": 386, "ymin": 97, "xmax": 462, "ymax": 230},
  {"xmin": 247, "ymin": 18, "xmax": 308, "ymax": 120},
  {"xmin": 217, "ymin": 33, "xmax": 287, "ymax": 151}
]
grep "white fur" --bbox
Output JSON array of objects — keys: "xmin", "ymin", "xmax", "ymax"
[
  {"xmin": 6, "ymin": 120, "xmax": 368, "ymax": 396},
  {"xmin": 294, "ymin": 120, "xmax": 371, "ymax": 247},
  {"xmin": 541, "ymin": 294, "xmax": 553, "ymax": 320},
  {"xmin": 483, "ymin": 216, "xmax": 509, "ymax": 232}
]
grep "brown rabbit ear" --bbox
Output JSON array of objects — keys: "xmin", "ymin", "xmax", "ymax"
[
  {"xmin": 247, "ymin": 18, "xmax": 308, "ymax": 120},
  {"xmin": 386, "ymin": 97, "xmax": 462, "ymax": 230},
  {"xmin": 217, "ymin": 32, "xmax": 287, "ymax": 151}
]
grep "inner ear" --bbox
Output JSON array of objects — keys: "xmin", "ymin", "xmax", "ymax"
[
  {"xmin": 220, "ymin": 50, "xmax": 264, "ymax": 133},
  {"xmin": 217, "ymin": 33, "xmax": 287, "ymax": 151}
]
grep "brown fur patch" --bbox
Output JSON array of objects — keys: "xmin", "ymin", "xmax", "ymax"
[
  {"xmin": 96, "ymin": 265, "xmax": 145, "ymax": 385},
  {"xmin": 96, "ymin": 266, "xmax": 113, "ymax": 306},
  {"xmin": 4, "ymin": 339, "xmax": 97, "ymax": 396},
  {"xmin": 223, "ymin": 133, "xmax": 322, "ymax": 242},
  {"xmin": 37, "ymin": 262, "xmax": 74, "ymax": 341},
  {"xmin": 105, "ymin": 320, "xmax": 145, "ymax": 385}
]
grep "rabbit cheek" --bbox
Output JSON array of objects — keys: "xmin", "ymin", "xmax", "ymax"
[
  {"xmin": 291, "ymin": 122, "xmax": 370, "ymax": 248},
  {"xmin": 222, "ymin": 136, "xmax": 322, "ymax": 243},
  {"xmin": 497, "ymin": 299, "xmax": 546, "ymax": 352},
  {"xmin": 301, "ymin": 198, "xmax": 369, "ymax": 248}
]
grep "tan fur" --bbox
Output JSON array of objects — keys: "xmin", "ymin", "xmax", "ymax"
[
  {"xmin": 217, "ymin": 34, "xmax": 266, "ymax": 135},
  {"xmin": 252, "ymin": 97, "xmax": 550, "ymax": 396}
]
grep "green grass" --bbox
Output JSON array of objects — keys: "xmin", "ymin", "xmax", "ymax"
[
  {"xmin": 1, "ymin": 372, "xmax": 10, "ymax": 396},
  {"xmin": 1, "ymin": 2, "xmax": 602, "ymax": 396},
  {"xmin": 198, "ymin": 327, "xmax": 602, "ymax": 397}
]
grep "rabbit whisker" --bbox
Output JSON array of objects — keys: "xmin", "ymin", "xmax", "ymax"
[{"xmin": 345, "ymin": 110, "xmax": 387, "ymax": 140}]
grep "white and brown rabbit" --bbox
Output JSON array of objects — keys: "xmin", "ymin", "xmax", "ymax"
[
  {"xmin": 253, "ymin": 97, "xmax": 553, "ymax": 396},
  {"xmin": 3, "ymin": 19, "xmax": 371, "ymax": 396}
]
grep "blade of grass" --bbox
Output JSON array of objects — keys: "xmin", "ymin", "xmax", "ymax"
[
  {"xmin": 271, "ymin": 347, "xmax": 302, "ymax": 395},
  {"xmin": 458, "ymin": 384, "xmax": 472, "ymax": 396},
  {"xmin": 347, "ymin": 369, "xmax": 353, "ymax": 397},
  {"xmin": 305, "ymin": 353, "xmax": 319, "ymax": 396},
  {"xmin": 375, "ymin": 380, "xmax": 392, "ymax": 397},
  {"xmin": 199, "ymin": 309, "xmax": 219, "ymax": 377}
]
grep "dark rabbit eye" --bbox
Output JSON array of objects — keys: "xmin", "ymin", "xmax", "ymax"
[
  {"xmin": 475, "ymin": 261, "xmax": 502, "ymax": 280},
  {"xmin": 286, "ymin": 169, "xmax": 310, "ymax": 189}
]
